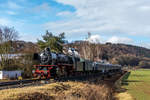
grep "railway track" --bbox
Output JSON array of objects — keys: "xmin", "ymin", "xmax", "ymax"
[
  {"xmin": 0, "ymin": 74, "xmax": 102, "ymax": 90},
  {"xmin": 0, "ymin": 72, "xmax": 125, "ymax": 90},
  {"xmin": 0, "ymin": 79, "xmax": 49, "ymax": 90}
]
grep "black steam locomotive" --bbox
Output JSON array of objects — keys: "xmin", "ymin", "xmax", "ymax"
[{"xmin": 32, "ymin": 47, "xmax": 122, "ymax": 79}]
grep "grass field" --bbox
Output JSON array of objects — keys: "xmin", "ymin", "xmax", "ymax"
[{"xmin": 121, "ymin": 69, "xmax": 150, "ymax": 100}]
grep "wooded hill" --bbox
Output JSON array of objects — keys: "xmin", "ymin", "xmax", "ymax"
[
  {"xmin": 11, "ymin": 40, "xmax": 150, "ymax": 68},
  {"xmin": 11, "ymin": 41, "xmax": 40, "ymax": 53},
  {"xmin": 66, "ymin": 41, "xmax": 150, "ymax": 68}
]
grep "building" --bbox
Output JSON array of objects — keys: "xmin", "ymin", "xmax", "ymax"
[
  {"xmin": 0, "ymin": 70, "xmax": 22, "ymax": 79},
  {"xmin": 0, "ymin": 54, "xmax": 22, "ymax": 61}
]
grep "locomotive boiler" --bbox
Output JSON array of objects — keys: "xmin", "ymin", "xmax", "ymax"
[{"xmin": 34, "ymin": 48, "xmax": 71, "ymax": 65}]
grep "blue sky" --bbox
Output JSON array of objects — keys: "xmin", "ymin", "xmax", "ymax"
[{"xmin": 0, "ymin": 0, "xmax": 150, "ymax": 48}]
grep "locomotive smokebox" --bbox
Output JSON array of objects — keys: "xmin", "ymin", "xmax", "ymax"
[{"xmin": 40, "ymin": 48, "xmax": 52, "ymax": 65}]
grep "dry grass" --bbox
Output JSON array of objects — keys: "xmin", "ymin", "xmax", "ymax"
[
  {"xmin": 0, "ymin": 80, "xmax": 114, "ymax": 100},
  {"xmin": 56, "ymin": 83, "xmax": 112, "ymax": 100}
]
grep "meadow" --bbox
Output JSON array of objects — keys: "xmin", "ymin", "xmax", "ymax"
[{"xmin": 121, "ymin": 69, "xmax": 150, "ymax": 100}]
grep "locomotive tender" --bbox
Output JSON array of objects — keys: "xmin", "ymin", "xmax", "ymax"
[{"xmin": 32, "ymin": 47, "xmax": 122, "ymax": 79}]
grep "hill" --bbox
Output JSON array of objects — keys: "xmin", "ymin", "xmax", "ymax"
[
  {"xmin": 67, "ymin": 41, "xmax": 150, "ymax": 59},
  {"xmin": 66, "ymin": 41, "xmax": 150, "ymax": 67},
  {"xmin": 11, "ymin": 40, "xmax": 40, "ymax": 53},
  {"xmin": 12, "ymin": 40, "xmax": 150, "ymax": 58},
  {"xmin": 11, "ymin": 40, "xmax": 150, "ymax": 67}
]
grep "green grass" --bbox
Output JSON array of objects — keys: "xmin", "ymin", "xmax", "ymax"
[{"xmin": 122, "ymin": 69, "xmax": 150, "ymax": 100}]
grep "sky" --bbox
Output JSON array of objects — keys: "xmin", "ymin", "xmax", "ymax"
[{"xmin": 0, "ymin": 0, "xmax": 150, "ymax": 48}]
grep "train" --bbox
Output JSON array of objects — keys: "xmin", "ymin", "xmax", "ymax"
[{"xmin": 32, "ymin": 47, "xmax": 122, "ymax": 79}]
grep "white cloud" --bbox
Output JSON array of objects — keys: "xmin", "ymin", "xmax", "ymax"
[
  {"xmin": 107, "ymin": 36, "xmax": 133, "ymax": 44},
  {"xmin": 57, "ymin": 11, "xmax": 74, "ymax": 17},
  {"xmin": 86, "ymin": 34, "xmax": 103, "ymax": 43},
  {"xmin": 139, "ymin": 6, "xmax": 150, "ymax": 11},
  {"xmin": 86, "ymin": 34, "xmax": 133, "ymax": 44},
  {"xmin": 43, "ymin": 0, "xmax": 150, "ymax": 37},
  {"xmin": 136, "ymin": 43, "xmax": 150, "ymax": 49},
  {"xmin": 31, "ymin": 3, "xmax": 51, "ymax": 13}
]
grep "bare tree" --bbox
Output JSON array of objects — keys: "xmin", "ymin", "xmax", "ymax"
[{"xmin": 0, "ymin": 26, "xmax": 18, "ymax": 70}]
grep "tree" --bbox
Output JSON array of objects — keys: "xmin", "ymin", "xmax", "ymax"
[
  {"xmin": 116, "ymin": 55, "xmax": 140, "ymax": 66},
  {"xmin": 0, "ymin": 26, "xmax": 18, "ymax": 70},
  {"xmin": 139, "ymin": 61, "xmax": 150, "ymax": 68},
  {"xmin": 20, "ymin": 53, "xmax": 39, "ymax": 78},
  {"xmin": 37, "ymin": 31, "xmax": 66, "ymax": 53}
]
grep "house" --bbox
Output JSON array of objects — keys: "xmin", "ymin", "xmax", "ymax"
[
  {"xmin": 0, "ymin": 70, "xmax": 22, "ymax": 79},
  {"xmin": 0, "ymin": 54, "xmax": 22, "ymax": 61}
]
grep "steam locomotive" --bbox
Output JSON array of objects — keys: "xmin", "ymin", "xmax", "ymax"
[{"xmin": 32, "ymin": 47, "xmax": 122, "ymax": 79}]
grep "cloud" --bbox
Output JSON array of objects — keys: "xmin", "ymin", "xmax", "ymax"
[
  {"xmin": 139, "ymin": 6, "xmax": 150, "ymax": 11},
  {"xmin": 86, "ymin": 34, "xmax": 150, "ymax": 49},
  {"xmin": 0, "ymin": 0, "xmax": 149, "ymax": 49},
  {"xmin": 57, "ymin": 11, "xmax": 74, "ymax": 17},
  {"xmin": 107, "ymin": 36, "xmax": 133, "ymax": 44},
  {"xmin": 31, "ymin": 3, "xmax": 51, "ymax": 13},
  {"xmin": 86, "ymin": 34, "xmax": 133, "ymax": 44},
  {"xmin": 136, "ymin": 43, "xmax": 150, "ymax": 49},
  {"xmin": 44, "ymin": 0, "xmax": 150, "ymax": 38},
  {"xmin": 86, "ymin": 34, "xmax": 103, "ymax": 43}
]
